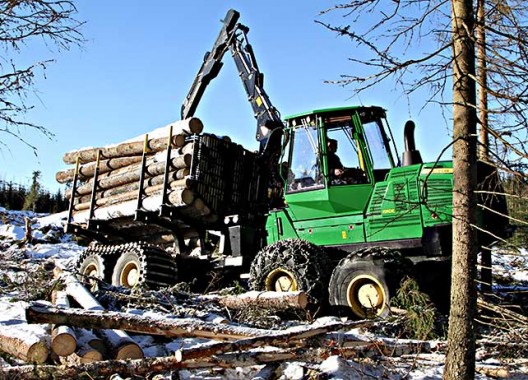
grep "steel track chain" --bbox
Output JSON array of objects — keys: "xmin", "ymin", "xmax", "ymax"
[
  {"xmin": 76, "ymin": 241, "xmax": 177, "ymax": 288},
  {"xmin": 249, "ymin": 238, "xmax": 332, "ymax": 305}
]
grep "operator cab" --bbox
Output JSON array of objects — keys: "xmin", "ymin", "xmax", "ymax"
[{"xmin": 282, "ymin": 106, "xmax": 399, "ymax": 195}]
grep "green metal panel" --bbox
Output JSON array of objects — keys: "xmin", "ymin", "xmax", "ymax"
[
  {"xmin": 266, "ymin": 206, "xmax": 365, "ymax": 247},
  {"xmin": 265, "ymin": 209, "xmax": 299, "ymax": 245},
  {"xmin": 268, "ymin": 161, "xmax": 455, "ymax": 248},
  {"xmin": 285, "ymin": 106, "xmax": 364, "ymax": 120},
  {"xmin": 419, "ymin": 161, "xmax": 453, "ymax": 226},
  {"xmin": 365, "ymin": 165, "xmax": 423, "ymax": 242},
  {"xmin": 285, "ymin": 184, "xmax": 372, "ymax": 220},
  {"xmin": 293, "ymin": 213, "xmax": 365, "ymax": 246}
]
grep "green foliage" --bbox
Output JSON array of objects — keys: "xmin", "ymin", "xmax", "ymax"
[
  {"xmin": 0, "ymin": 177, "xmax": 68, "ymax": 213},
  {"xmin": 391, "ymin": 276, "xmax": 441, "ymax": 340},
  {"xmin": 22, "ymin": 171, "xmax": 41, "ymax": 212}
]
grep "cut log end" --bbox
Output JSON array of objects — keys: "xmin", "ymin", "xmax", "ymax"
[
  {"xmin": 51, "ymin": 331, "xmax": 76, "ymax": 357},
  {"xmin": 187, "ymin": 117, "xmax": 204, "ymax": 134},
  {"xmin": 79, "ymin": 349, "xmax": 103, "ymax": 363},
  {"xmin": 116, "ymin": 343, "xmax": 144, "ymax": 360},
  {"xmin": 26, "ymin": 342, "xmax": 49, "ymax": 364}
]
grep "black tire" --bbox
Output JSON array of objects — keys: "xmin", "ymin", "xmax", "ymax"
[
  {"xmin": 77, "ymin": 253, "xmax": 107, "ymax": 281},
  {"xmin": 112, "ymin": 251, "xmax": 143, "ymax": 288},
  {"xmin": 111, "ymin": 246, "xmax": 177, "ymax": 289},
  {"xmin": 248, "ymin": 239, "xmax": 330, "ymax": 308},
  {"xmin": 329, "ymin": 247, "xmax": 413, "ymax": 319}
]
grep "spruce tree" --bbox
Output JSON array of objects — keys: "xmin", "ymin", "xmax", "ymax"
[{"xmin": 23, "ymin": 171, "xmax": 42, "ymax": 212}]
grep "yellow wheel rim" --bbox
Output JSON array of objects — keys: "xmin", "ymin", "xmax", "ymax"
[
  {"xmin": 120, "ymin": 262, "xmax": 140, "ymax": 288},
  {"xmin": 83, "ymin": 263, "xmax": 99, "ymax": 278},
  {"xmin": 346, "ymin": 275, "xmax": 387, "ymax": 318},
  {"xmin": 264, "ymin": 268, "xmax": 299, "ymax": 292}
]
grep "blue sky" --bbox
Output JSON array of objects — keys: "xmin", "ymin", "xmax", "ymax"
[{"xmin": 1, "ymin": 1, "xmax": 452, "ymax": 192}]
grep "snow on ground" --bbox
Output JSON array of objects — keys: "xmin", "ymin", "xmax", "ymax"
[
  {"xmin": 1, "ymin": 208, "xmax": 528, "ymax": 379},
  {"xmin": 493, "ymin": 248, "xmax": 528, "ymax": 283}
]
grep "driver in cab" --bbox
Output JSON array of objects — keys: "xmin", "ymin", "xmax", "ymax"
[
  {"xmin": 327, "ymin": 138, "xmax": 345, "ymax": 181},
  {"xmin": 327, "ymin": 138, "xmax": 367, "ymax": 185}
]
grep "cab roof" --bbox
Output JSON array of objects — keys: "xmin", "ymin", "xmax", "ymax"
[{"xmin": 284, "ymin": 105, "xmax": 386, "ymax": 124}]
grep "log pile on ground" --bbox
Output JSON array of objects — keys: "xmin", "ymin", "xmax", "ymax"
[
  {"xmin": 1, "ymin": 256, "xmax": 527, "ymax": 379},
  {"xmin": 58, "ymin": 117, "xmax": 263, "ymax": 228},
  {"xmin": 7, "ymin": 268, "xmax": 443, "ymax": 379}
]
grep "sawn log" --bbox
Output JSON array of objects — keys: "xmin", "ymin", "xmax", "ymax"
[
  {"xmin": 25, "ymin": 302, "xmax": 270, "ymax": 341},
  {"xmin": 62, "ymin": 117, "xmax": 202, "ymax": 164},
  {"xmin": 199, "ymin": 291, "xmax": 309, "ymax": 310}
]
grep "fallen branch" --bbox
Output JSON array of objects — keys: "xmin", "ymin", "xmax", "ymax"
[{"xmin": 477, "ymin": 298, "xmax": 528, "ymax": 328}]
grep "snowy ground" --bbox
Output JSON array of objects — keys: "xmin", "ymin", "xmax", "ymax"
[{"xmin": 0, "ymin": 207, "xmax": 527, "ymax": 379}]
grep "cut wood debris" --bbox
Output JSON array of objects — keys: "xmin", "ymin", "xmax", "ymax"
[{"xmin": 1, "ymin": 209, "xmax": 528, "ymax": 379}]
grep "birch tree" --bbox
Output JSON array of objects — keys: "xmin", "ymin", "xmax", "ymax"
[{"xmin": 0, "ymin": 0, "xmax": 84, "ymax": 153}]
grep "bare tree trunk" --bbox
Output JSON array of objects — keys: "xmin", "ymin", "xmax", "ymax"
[
  {"xmin": 476, "ymin": 0, "xmax": 492, "ymax": 295},
  {"xmin": 444, "ymin": 1, "xmax": 478, "ymax": 379},
  {"xmin": 476, "ymin": 0, "xmax": 489, "ymax": 160}
]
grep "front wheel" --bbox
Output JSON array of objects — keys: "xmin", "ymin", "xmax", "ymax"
[{"xmin": 248, "ymin": 239, "xmax": 331, "ymax": 310}]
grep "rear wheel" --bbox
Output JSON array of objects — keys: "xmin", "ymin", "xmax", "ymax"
[
  {"xmin": 329, "ymin": 247, "xmax": 412, "ymax": 319},
  {"xmin": 249, "ymin": 239, "xmax": 330, "ymax": 310},
  {"xmin": 111, "ymin": 244, "xmax": 177, "ymax": 289},
  {"xmin": 112, "ymin": 251, "xmax": 142, "ymax": 288},
  {"xmin": 78, "ymin": 253, "xmax": 106, "ymax": 281},
  {"xmin": 330, "ymin": 258, "xmax": 390, "ymax": 318},
  {"xmin": 76, "ymin": 243, "xmax": 119, "ymax": 284}
]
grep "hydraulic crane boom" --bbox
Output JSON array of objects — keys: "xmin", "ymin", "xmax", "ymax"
[{"xmin": 181, "ymin": 9, "xmax": 284, "ymax": 155}]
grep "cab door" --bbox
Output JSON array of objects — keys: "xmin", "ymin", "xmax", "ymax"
[{"xmin": 283, "ymin": 119, "xmax": 371, "ymax": 246}]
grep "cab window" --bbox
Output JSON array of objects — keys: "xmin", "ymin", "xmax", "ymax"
[
  {"xmin": 286, "ymin": 126, "xmax": 324, "ymax": 193},
  {"xmin": 326, "ymin": 126, "xmax": 369, "ymax": 185}
]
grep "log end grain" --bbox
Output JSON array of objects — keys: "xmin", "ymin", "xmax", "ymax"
[
  {"xmin": 173, "ymin": 134, "xmax": 186, "ymax": 148},
  {"xmin": 87, "ymin": 338, "xmax": 107, "ymax": 356},
  {"xmin": 26, "ymin": 341, "xmax": 49, "ymax": 364},
  {"xmin": 80, "ymin": 349, "xmax": 104, "ymax": 363},
  {"xmin": 51, "ymin": 331, "xmax": 77, "ymax": 357},
  {"xmin": 115, "ymin": 343, "xmax": 144, "ymax": 360}
]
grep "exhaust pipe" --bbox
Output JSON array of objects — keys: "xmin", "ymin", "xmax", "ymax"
[{"xmin": 402, "ymin": 120, "xmax": 423, "ymax": 166}]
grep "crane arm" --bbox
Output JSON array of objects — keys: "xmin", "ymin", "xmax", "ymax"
[
  {"xmin": 181, "ymin": 9, "xmax": 284, "ymax": 155},
  {"xmin": 181, "ymin": 9, "xmax": 239, "ymax": 121}
]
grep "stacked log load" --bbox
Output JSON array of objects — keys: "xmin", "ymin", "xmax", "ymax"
[{"xmin": 57, "ymin": 117, "xmax": 264, "ymax": 227}]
